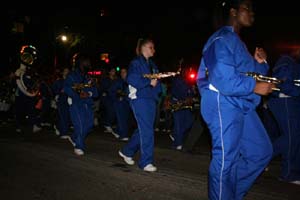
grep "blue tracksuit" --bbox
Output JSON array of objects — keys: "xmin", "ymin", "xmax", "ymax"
[
  {"xmin": 170, "ymin": 76, "xmax": 194, "ymax": 148},
  {"xmin": 109, "ymin": 77, "xmax": 131, "ymax": 139},
  {"xmin": 64, "ymin": 68, "xmax": 98, "ymax": 150},
  {"xmin": 197, "ymin": 26, "xmax": 272, "ymax": 200},
  {"xmin": 52, "ymin": 78, "xmax": 70, "ymax": 136},
  {"xmin": 268, "ymin": 55, "xmax": 300, "ymax": 182},
  {"xmin": 121, "ymin": 55, "xmax": 162, "ymax": 169}
]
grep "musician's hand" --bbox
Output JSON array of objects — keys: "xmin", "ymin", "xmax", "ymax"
[
  {"xmin": 254, "ymin": 82, "xmax": 274, "ymax": 95},
  {"xmin": 150, "ymin": 79, "xmax": 158, "ymax": 87},
  {"xmin": 80, "ymin": 91, "xmax": 90, "ymax": 98},
  {"xmin": 254, "ymin": 47, "xmax": 267, "ymax": 64}
]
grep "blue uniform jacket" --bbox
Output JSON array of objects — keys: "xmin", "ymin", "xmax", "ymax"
[
  {"xmin": 197, "ymin": 26, "xmax": 269, "ymax": 112},
  {"xmin": 127, "ymin": 55, "xmax": 162, "ymax": 101},
  {"xmin": 63, "ymin": 68, "xmax": 98, "ymax": 106},
  {"xmin": 272, "ymin": 55, "xmax": 300, "ymax": 97}
]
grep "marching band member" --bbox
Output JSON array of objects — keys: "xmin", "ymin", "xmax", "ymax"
[
  {"xmin": 196, "ymin": 0, "xmax": 274, "ymax": 199},
  {"xmin": 63, "ymin": 54, "xmax": 98, "ymax": 156},
  {"xmin": 169, "ymin": 71, "xmax": 194, "ymax": 150},
  {"xmin": 15, "ymin": 45, "xmax": 42, "ymax": 133},
  {"xmin": 118, "ymin": 38, "xmax": 161, "ymax": 172}
]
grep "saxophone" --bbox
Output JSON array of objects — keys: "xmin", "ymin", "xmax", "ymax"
[
  {"xmin": 170, "ymin": 98, "xmax": 193, "ymax": 112},
  {"xmin": 143, "ymin": 68, "xmax": 181, "ymax": 79},
  {"xmin": 72, "ymin": 83, "xmax": 93, "ymax": 93},
  {"xmin": 244, "ymin": 72, "xmax": 282, "ymax": 91}
]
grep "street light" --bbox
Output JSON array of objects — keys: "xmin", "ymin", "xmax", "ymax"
[{"xmin": 61, "ymin": 35, "xmax": 68, "ymax": 42}]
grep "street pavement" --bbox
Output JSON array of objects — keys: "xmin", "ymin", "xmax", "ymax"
[{"xmin": 0, "ymin": 123, "xmax": 299, "ymax": 200}]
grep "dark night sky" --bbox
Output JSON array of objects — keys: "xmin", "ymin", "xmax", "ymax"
[{"xmin": 6, "ymin": 1, "xmax": 300, "ymax": 73}]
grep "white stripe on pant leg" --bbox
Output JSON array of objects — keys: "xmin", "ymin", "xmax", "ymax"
[
  {"xmin": 284, "ymin": 98, "xmax": 291, "ymax": 178},
  {"xmin": 217, "ymin": 92, "xmax": 225, "ymax": 200}
]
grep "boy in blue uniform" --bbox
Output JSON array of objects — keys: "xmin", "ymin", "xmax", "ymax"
[{"xmin": 64, "ymin": 55, "xmax": 98, "ymax": 156}]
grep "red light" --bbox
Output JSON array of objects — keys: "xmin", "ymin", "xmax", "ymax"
[
  {"xmin": 189, "ymin": 73, "xmax": 196, "ymax": 79},
  {"xmin": 105, "ymin": 58, "xmax": 110, "ymax": 63},
  {"xmin": 88, "ymin": 71, "xmax": 102, "ymax": 76}
]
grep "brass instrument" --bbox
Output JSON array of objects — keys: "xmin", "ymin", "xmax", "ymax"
[
  {"xmin": 143, "ymin": 69, "xmax": 181, "ymax": 79},
  {"xmin": 72, "ymin": 83, "xmax": 93, "ymax": 93},
  {"xmin": 170, "ymin": 98, "xmax": 193, "ymax": 112},
  {"xmin": 245, "ymin": 72, "xmax": 282, "ymax": 91}
]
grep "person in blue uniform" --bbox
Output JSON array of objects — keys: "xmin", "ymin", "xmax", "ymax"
[
  {"xmin": 118, "ymin": 38, "xmax": 161, "ymax": 172},
  {"xmin": 64, "ymin": 55, "xmax": 98, "ymax": 156},
  {"xmin": 109, "ymin": 67, "xmax": 131, "ymax": 141},
  {"xmin": 169, "ymin": 71, "xmax": 194, "ymax": 150},
  {"xmin": 196, "ymin": 0, "xmax": 274, "ymax": 199},
  {"xmin": 52, "ymin": 67, "xmax": 71, "ymax": 138},
  {"xmin": 267, "ymin": 43, "xmax": 300, "ymax": 185}
]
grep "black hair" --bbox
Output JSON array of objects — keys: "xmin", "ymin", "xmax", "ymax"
[
  {"xmin": 135, "ymin": 38, "xmax": 154, "ymax": 56},
  {"xmin": 213, "ymin": 0, "xmax": 249, "ymax": 29}
]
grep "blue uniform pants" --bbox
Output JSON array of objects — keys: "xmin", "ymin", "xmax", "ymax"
[
  {"xmin": 172, "ymin": 109, "xmax": 193, "ymax": 147},
  {"xmin": 57, "ymin": 102, "xmax": 70, "ymax": 136},
  {"xmin": 268, "ymin": 97, "xmax": 300, "ymax": 181},
  {"xmin": 201, "ymin": 90, "xmax": 272, "ymax": 200},
  {"xmin": 122, "ymin": 99, "xmax": 156, "ymax": 169},
  {"xmin": 69, "ymin": 103, "xmax": 93, "ymax": 150}
]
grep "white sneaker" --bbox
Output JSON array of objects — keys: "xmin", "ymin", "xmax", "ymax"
[
  {"xmin": 155, "ymin": 128, "xmax": 160, "ymax": 132},
  {"xmin": 176, "ymin": 145, "xmax": 183, "ymax": 150},
  {"xmin": 16, "ymin": 128, "xmax": 22, "ymax": 133},
  {"xmin": 143, "ymin": 164, "xmax": 157, "ymax": 172},
  {"xmin": 60, "ymin": 135, "xmax": 69, "ymax": 139},
  {"xmin": 118, "ymin": 151, "xmax": 134, "ymax": 165},
  {"xmin": 74, "ymin": 148, "xmax": 84, "ymax": 156},
  {"xmin": 33, "ymin": 125, "xmax": 42, "ymax": 133},
  {"xmin": 290, "ymin": 180, "xmax": 300, "ymax": 185},
  {"xmin": 94, "ymin": 118, "xmax": 99, "ymax": 126},
  {"xmin": 67, "ymin": 136, "xmax": 75, "ymax": 147},
  {"xmin": 120, "ymin": 137, "xmax": 129, "ymax": 141},
  {"xmin": 110, "ymin": 130, "xmax": 120, "ymax": 139},
  {"xmin": 104, "ymin": 126, "xmax": 113, "ymax": 133}
]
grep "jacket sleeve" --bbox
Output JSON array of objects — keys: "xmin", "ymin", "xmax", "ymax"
[
  {"xmin": 205, "ymin": 38, "xmax": 256, "ymax": 96},
  {"xmin": 273, "ymin": 58, "xmax": 300, "ymax": 96},
  {"xmin": 126, "ymin": 60, "xmax": 151, "ymax": 89},
  {"xmin": 63, "ymin": 74, "xmax": 80, "ymax": 101}
]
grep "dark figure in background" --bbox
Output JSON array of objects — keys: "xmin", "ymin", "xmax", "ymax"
[
  {"xmin": 109, "ymin": 67, "xmax": 131, "ymax": 141},
  {"xmin": 169, "ymin": 69, "xmax": 195, "ymax": 150},
  {"xmin": 268, "ymin": 43, "xmax": 300, "ymax": 185},
  {"xmin": 119, "ymin": 38, "xmax": 161, "ymax": 172},
  {"xmin": 99, "ymin": 67, "xmax": 118, "ymax": 137},
  {"xmin": 63, "ymin": 55, "xmax": 98, "ymax": 156},
  {"xmin": 196, "ymin": 0, "xmax": 274, "ymax": 199}
]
